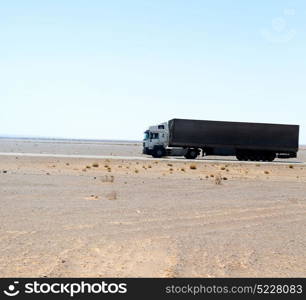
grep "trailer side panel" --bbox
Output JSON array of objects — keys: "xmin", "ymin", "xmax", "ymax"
[{"xmin": 168, "ymin": 119, "xmax": 299, "ymax": 153}]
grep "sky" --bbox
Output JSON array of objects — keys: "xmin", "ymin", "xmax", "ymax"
[{"xmin": 0, "ymin": 0, "xmax": 305, "ymax": 143}]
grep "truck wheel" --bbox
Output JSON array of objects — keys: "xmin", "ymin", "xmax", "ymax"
[
  {"xmin": 152, "ymin": 147, "xmax": 165, "ymax": 158},
  {"xmin": 236, "ymin": 154, "xmax": 243, "ymax": 161},
  {"xmin": 266, "ymin": 153, "xmax": 276, "ymax": 162},
  {"xmin": 184, "ymin": 149, "xmax": 198, "ymax": 159},
  {"xmin": 236, "ymin": 151, "xmax": 247, "ymax": 161}
]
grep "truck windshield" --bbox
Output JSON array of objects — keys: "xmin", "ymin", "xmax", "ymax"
[{"xmin": 144, "ymin": 131, "xmax": 149, "ymax": 140}]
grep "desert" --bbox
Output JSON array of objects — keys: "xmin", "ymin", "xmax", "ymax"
[{"xmin": 0, "ymin": 139, "xmax": 306, "ymax": 277}]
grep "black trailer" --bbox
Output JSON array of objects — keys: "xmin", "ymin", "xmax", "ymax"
[{"xmin": 168, "ymin": 119, "xmax": 299, "ymax": 161}]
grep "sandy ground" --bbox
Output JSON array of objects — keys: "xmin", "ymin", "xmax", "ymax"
[{"xmin": 0, "ymin": 140, "xmax": 306, "ymax": 277}]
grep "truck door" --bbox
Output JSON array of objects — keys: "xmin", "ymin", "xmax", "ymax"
[{"xmin": 148, "ymin": 132, "xmax": 159, "ymax": 150}]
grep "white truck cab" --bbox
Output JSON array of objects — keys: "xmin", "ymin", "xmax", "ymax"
[
  {"xmin": 143, "ymin": 122, "xmax": 169, "ymax": 157},
  {"xmin": 143, "ymin": 122, "xmax": 192, "ymax": 158}
]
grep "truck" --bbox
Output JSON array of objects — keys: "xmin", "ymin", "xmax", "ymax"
[{"xmin": 143, "ymin": 118, "xmax": 299, "ymax": 162}]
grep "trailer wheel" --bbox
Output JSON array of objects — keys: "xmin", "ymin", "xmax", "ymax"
[
  {"xmin": 184, "ymin": 149, "xmax": 198, "ymax": 159},
  {"xmin": 266, "ymin": 153, "xmax": 276, "ymax": 162},
  {"xmin": 236, "ymin": 154, "xmax": 243, "ymax": 161}
]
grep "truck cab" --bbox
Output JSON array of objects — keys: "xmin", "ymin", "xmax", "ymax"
[{"xmin": 143, "ymin": 122, "xmax": 168, "ymax": 157}]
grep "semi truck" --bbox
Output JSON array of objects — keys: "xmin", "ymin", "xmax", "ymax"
[{"xmin": 143, "ymin": 118, "xmax": 299, "ymax": 162}]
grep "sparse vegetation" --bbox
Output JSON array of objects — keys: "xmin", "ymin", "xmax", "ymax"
[
  {"xmin": 215, "ymin": 174, "xmax": 222, "ymax": 185},
  {"xmin": 86, "ymin": 165, "xmax": 91, "ymax": 169},
  {"xmin": 92, "ymin": 163, "xmax": 99, "ymax": 168},
  {"xmin": 190, "ymin": 164, "xmax": 197, "ymax": 170},
  {"xmin": 264, "ymin": 171, "xmax": 270, "ymax": 175},
  {"xmin": 135, "ymin": 169, "xmax": 139, "ymax": 173},
  {"xmin": 167, "ymin": 163, "xmax": 173, "ymax": 167},
  {"xmin": 101, "ymin": 175, "xmax": 114, "ymax": 183},
  {"xmin": 289, "ymin": 165, "xmax": 294, "ymax": 169},
  {"xmin": 106, "ymin": 191, "xmax": 117, "ymax": 200},
  {"xmin": 181, "ymin": 168, "xmax": 185, "ymax": 172},
  {"xmin": 148, "ymin": 165, "xmax": 152, "ymax": 168},
  {"xmin": 220, "ymin": 167, "xmax": 226, "ymax": 170}
]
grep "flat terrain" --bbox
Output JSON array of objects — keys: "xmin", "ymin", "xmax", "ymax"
[{"xmin": 1, "ymin": 139, "xmax": 306, "ymax": 277}]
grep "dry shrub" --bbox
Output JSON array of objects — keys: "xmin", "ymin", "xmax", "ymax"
[
  {"xmin": 264, "ymin": 171, "xmax": 270, "ymax": 175},
  {"xmin": 215, "ymin": 174, "xmax": 222, "ymax": 185},
  {"xmin": 135, "ymin": 169, "xmax": 139, "ymax": 173},
  {"xmin": 86, "ymin": 165, "xmax": 91, "ymax": 169},
  {"xmin": 220, "ymin": 167, "xmax": 226, "ymax": 170},
  {"xmin": 92, "ymin": 163, "xmax": 99, "ymax": 168},
  {"xmin": 167, "ymin": 163, "xmax": 173, "ymax": 167},
  {"xmin": 148, "ymin": 165, "xmax": 152, "ymax": 168},
  {"xmin": 107, "ymin": 168, "xmax": 112, "ymax": 172},
  {"xmin": 190, "ymin": 164, "xmax": 197, "ymax": 170},
  {"xmin": 107, "ymin": 191, "xmax": 117, "ymax": 200},
  {"xmin": 289, "ymin": 165, "xmax": 294, "ymax": 169},
  {"xmin": 210, "ymin": 174, "xmax": 214, "ymax": 177},
  {"xmin": 169, "ymin": 168, "xmax": 173, "ymax": 172},
  {"xmin": 101, "ymin": 175, "xmax": 114, "ymax": 183},
  {"xmin": 181, "ymin": 168, "xmax": 185, "ymax": 172},
  {"xmin": 86, "ymin": 194, "xmax": 99, "ymax": 200}
]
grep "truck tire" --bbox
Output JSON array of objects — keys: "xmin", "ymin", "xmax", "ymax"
[
  {"xmin": 184, "ymin": 149, "xmax": 198, "ymax": 159},
  {"xmin": 152, "ymin": 147, "xmax": 165, "ymax": 158},
  {"xmin": 265, "ymin": 152, "xmax": 276, "ymax": 162}
]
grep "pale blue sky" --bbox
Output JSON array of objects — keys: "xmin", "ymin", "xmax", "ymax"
[{"xmin": 0, "ymin": 0, "xmax": 305, "ymax": 143}]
